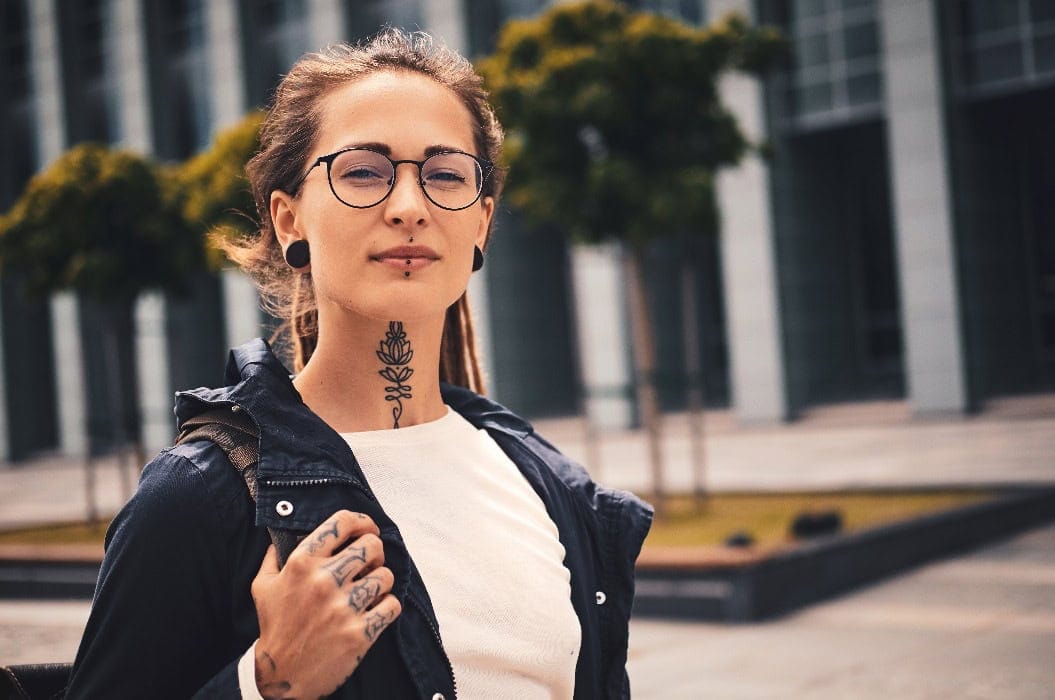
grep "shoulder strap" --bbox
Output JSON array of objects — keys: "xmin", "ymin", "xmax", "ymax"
[{"xmin": 175, "ymin": 408, "xmax": 299, "ymax": 567}]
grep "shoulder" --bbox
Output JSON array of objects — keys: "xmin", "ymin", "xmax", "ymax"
[
  {"xmin": 523, "ymin": 428, "xmax": 653, "ymax": 538},
  {"xmin": 110, "ymin": 441, "xmax": 253, "ymax": 549}
]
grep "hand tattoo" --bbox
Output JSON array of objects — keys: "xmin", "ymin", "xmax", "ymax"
[
  {"xmin": 255, "ymin": 649, "xmax": 294, "ymax": 700},
  {"xmin": 305, "ymin": 518, "xmax": 340, "ymax": 555},
  {"xmin": 323, "ymin": 546, "xmax": 367, "ymax": 586},
  {"xmin": 364, "ymin": 609, "xmax": 395, "ymax": 642},
  {"xmin": 348, "ymin": 575, "xmax": 383, "ymax": 612},
  {"xmin": 376, "ymin": 321, "xmax": 414, "ymax": 428}
]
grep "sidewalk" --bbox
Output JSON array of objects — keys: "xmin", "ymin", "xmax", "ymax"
[
  {"xmin": 2, "ymin": 395, "xmax": 1055, "ymax": 530},
  {"xmin": 4, "ymin": 521, "xmax": 1054, "ymax": 697}
]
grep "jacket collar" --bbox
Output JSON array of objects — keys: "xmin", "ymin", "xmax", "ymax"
[{"xmin": 174, "ymin": 338, "xmax": 534, "ymax": 483}]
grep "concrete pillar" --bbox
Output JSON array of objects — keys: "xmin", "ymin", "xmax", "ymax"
[
  {"xmin": 110, "ymin": 0, "xmax": 152, "ymax": 150},
  {"xmin": 135, "ymin": 293, "xmax": 173, "ymax": 451},
  {"xmin": 308, "ymin": 0, "xmax": 347, "ymax": 48},
  {"xmin": 204, "ymin": 0, "xmax": 264, "ymax": 352},
  {"xmin": 50, "ymin": 293, "xmax": 88, "ymax": 457},
  {"xmin": 570, "ymin": 243, "xmax": 634, "ymax": 429},
  {"xmin": 222, "ymin": 269, "xmax": 264, "ymax": 348},
  {"xmin": 205, "ymin": 0, "xmax": 246, "ymax": 131},
  {"xmin": 879, "ymin": 0, "xmax": 967, "ymax": 414},
  {"xmin": 711, "ymin": 0, "xmax": 788, "ymax": 423},
  {"xmin": 421, "ymin": 0, "xmax": 468, "ymax": 51},
  {"xmin": 28, "ymin": 0, "xmax": 88, "ymax": 457}
]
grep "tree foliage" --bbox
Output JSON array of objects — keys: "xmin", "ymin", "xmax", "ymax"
[
  {"xmin": 0, "ymin": 142, "xmax": 201, "ymax": 302},
  {"xmin": 477, "ymin": 0, "xmax": 785, "ymax": 247},
  {"xmin": 172, "ymin": 111, "xmax": 264, "ymax": 269}
]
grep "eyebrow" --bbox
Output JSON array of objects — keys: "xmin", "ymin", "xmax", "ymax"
[{"xmin": 335, "ymin": 142, "xmax": 470, "ymax": 157}]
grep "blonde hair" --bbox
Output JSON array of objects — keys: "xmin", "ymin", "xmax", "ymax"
[{"xmin": 219, "ymin": 29, "xmax": 504, "ymax": 392}]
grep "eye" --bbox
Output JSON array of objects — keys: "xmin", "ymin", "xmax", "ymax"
[
  {"xmin": 424, "ymin": 169, "xmax": 468, "ymax": 185},
  {"xmin": 331, "ymin": 151, "xmax": 392, "ymax": 187},
  {"xmin": 338, "ymin": 164, "xmax": 387, "ymax": 183}
]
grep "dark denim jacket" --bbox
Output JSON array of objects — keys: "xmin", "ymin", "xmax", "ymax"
[{"xmin": 67, "ymin": 340, "xmax": 653, "ymax": 699}]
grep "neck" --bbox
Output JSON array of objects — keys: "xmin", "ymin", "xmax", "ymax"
[{"xmin": 292, "ymin": 308, "xmax": 447, "ymax": 432}]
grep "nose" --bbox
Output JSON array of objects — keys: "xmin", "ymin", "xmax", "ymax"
[{"xmin": 383, "ymin": 163, "xmax": 429, "ymax": 228}]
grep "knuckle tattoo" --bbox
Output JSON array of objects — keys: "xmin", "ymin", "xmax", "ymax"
[
  {"xmin": 348, "ymin": 575, "xmax": 383, "ymax": 612},
  {"xmin": 322, "ymin": 545, "xmax": 368, "ymax": 587},
  {"xmin": 363, "ymin": 608, "xmax": 395, "ymax": 642},
  {"xmin": 305, "ymin": 518, "xmax": 341, "ymax": 555}
]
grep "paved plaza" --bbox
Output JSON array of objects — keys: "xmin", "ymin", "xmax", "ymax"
[
  {"xmin": 2, "ymin": 522, "xmax": 1053, "ymax": 698},
  {"xmin": 2, "ymin": 396, "xmax": 1055, "ymax": 530}
]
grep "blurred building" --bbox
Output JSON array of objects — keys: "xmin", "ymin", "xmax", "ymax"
[{"xmin": 0, "ymin": 0, "xmax": 1051, "ymax": 461}]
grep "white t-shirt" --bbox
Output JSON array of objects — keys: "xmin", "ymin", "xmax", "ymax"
[{"xmin": 239, "ymin": 406, "xmax": 581, "ymax": 699}]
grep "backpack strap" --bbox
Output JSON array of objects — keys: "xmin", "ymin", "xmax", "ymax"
[
  {"xmin": 0, "ymin": 662, "xmax": 71, "ymax": 700},
  {"xmin": 175, "ymin": 408, "xmax": 299, "ymax": 567}
]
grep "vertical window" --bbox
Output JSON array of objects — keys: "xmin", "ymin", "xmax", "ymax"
[
  {"xmin": 346, "ymin": 0, "xmax": 422, "ymax": 42},
  {"xmin": 464, "ymin": 0, "xmax": 546, "ymax": 56},
  {"xmin": 765, "ymin": 0, "xmax": 883, "ymax": 129},
  {"xmin": 58, "ymin": 0, "xmax": 121, "ymax": 144},
  {"xmin": 0, "ymin": 0, "xmax": 34, "ymax": 209},
  {"xmin": 952, "ymin": 0, "xmax": 1055, "ymax": 94},
  {"xmin": 241, "ymin": 0, "xmax": 309, "ymax": 107},
  {"xmin": 148, "ymin": 0, "xmax": 212, "ymax": 159}
]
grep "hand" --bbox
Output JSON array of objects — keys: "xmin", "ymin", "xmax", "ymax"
[{"xmin": 249, "ymin": 510, "xmax": 402, "ymax": 699}]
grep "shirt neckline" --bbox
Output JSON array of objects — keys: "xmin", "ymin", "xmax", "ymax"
[{"xmin": 339, "ymin": 405, "xmax": 457, "ymax": 446}]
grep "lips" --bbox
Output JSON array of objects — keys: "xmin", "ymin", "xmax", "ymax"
[{"xmin": 371, "ymin": 245, "xmax": 440, "ymax": 273}]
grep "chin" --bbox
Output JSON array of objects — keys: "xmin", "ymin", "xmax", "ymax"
[{"xmin": 340, "ymin": 287, "xmax": 460, "ymax": 324}]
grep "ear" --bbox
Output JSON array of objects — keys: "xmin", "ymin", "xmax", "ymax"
[
  {"xmin": 270, "ymin": 190, "xmax": 309, "ymax": 270},
  {"xmin": 475, "ymin": 196, "xmax": 495, "ymax": 250}
]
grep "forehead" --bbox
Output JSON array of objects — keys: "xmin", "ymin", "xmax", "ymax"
[{"xmin": 315, "ymin": 70, "xmax": 477, "ymax": 156}]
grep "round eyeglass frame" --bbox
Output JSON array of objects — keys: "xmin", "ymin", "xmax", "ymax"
[{"xmin": 291, "ymin": 147, "xmax": 495, "ymax": 211}]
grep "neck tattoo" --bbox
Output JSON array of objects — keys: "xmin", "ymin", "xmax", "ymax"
[{"xmin": 376, "ymin": 321, "xmax": 414, "ymax": 428}]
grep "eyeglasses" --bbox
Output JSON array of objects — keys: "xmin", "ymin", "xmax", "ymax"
[{"xmin": 292, "ymin": 147, "xmax": 494, "ymax": 211}]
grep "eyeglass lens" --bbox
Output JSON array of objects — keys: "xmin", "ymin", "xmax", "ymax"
[{"xmin": 328, "ymin": 150, "xmax": 484, "ymax": 210}]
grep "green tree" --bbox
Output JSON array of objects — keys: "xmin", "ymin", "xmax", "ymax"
[
  {"xmin": 172, "ymin": 110, "xmax": 263, "ymax": 269},
  {"xmin": 479, "ymin": 0, "xmax": 784, "ymax": 508},
  {"xmin": 0, "ymin": 142, "xmax": 204, "ymax": 519}
]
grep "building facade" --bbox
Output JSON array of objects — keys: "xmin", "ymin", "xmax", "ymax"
[{"xmin": 0, "ymin": 0, "xmax": 1050, "ymax": 461}]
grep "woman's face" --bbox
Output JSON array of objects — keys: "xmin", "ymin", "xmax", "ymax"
[{"xmin": 271, "ymin": 70, "xmax": 494, "ymax": 324}]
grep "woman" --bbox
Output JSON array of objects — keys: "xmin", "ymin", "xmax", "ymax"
[{"xmin": 68, "ymin": 29, "xmax": 652, "ymax": 699}]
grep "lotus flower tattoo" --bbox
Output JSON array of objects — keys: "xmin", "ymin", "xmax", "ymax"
[{"xmin": 377, "ymin": 321, "xmax": 414, "ymax": 428}]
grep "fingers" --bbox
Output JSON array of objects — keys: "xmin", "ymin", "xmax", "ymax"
[
  {"xmin": 294, "ymin": 510, "xmax": 381, "ymax": 559},
  {"xmin": 360, "ymin": 594, "xmax": 402, "ymax": 644},
  {"xmin": 320, "ymin": 533, "xmax": 384, "ymax": 587},
  {"xmin": 346, "ymin": 566, "xmax": 394, "ymax": 613}
]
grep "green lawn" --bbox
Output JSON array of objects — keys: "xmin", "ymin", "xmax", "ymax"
[
  {"xmin": 0, "ymin": 490, "xmax": 994, "ymax": 551},
  {"xmin": 644, "ymin": 490, "xmax": 994, "ymax": 548}
]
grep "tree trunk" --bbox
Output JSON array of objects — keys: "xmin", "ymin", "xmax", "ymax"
[
  {"xmin": 680, "ymin": 261, "xmax": 708, "ymax": 506},
  {"xmin": 623, "ymin": 246, "xmax": 665, "ymax": 514}
]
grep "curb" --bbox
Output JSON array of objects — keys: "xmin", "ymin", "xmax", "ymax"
[
  {"xmin": 4, "ymin": 487, "xmax": 1055, "ymax": 611},
  {"xmin": 631, "ymin": 486, "xmax": 1055, "ymax": 622}
]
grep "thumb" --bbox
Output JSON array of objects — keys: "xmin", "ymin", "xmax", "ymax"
[{"xmin": 256, "ymin": 544, "xmax": 280, "ymax": 578}]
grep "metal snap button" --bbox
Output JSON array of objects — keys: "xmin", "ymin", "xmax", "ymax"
[
  {"xmin": 432, "ymin": 694, "xmax": 445, "ymax": 700},
  {"xmin": 596, "ymin": 591, "xmax": 606, "ymax": 605},
  {"xmin": 231, "ymin": 404, "xmax": 242, "ymax": 413},
  {"xmin": 276, "ymin": 500, "xmax": 294, "ymax": 517}
]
